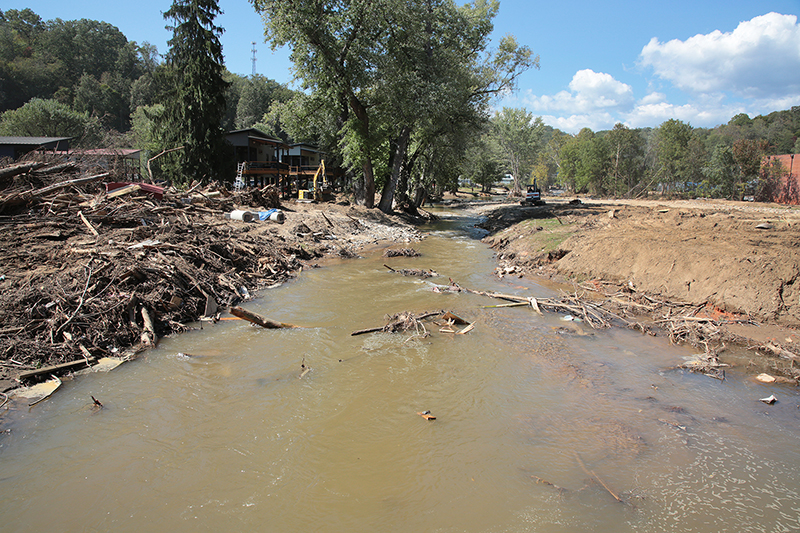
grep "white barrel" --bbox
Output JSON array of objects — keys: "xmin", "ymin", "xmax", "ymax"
[{"xmin": 230, "ymin": 209, "xmax": 255, "ymax": 222}]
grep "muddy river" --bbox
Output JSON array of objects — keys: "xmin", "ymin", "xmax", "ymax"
[{"xmin": 1, "ymin": 210, "xmax": 799, "ymax": 532}]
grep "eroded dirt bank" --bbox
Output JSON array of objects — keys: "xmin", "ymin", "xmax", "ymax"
[{"xmin": 474, "ymin": 196, "xmax": 800, "ymax": 379}]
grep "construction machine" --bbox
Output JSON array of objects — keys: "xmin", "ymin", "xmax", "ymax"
[{"xmin": 520, "ymin": 179, "xmax": 546, "ymax": 206}]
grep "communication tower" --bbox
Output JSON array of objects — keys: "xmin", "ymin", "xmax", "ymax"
[{"xmin": 251, "ymin": 42, "xmax": 257, "ymax": 76}]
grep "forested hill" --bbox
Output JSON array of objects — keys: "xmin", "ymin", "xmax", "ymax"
[{"xmin": 0, "ymin": 8, "xmax": 292, "ymax": 134}]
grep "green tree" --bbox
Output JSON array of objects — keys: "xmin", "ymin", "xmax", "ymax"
[
  {"xmin": 655, "ymin": 119, "xmax": 692, "ymax": 195},
  {"xmin": 0, "ymin": 97, "xmax": 102, "ymax": 145},
  {"xmin": 234, "ymin": 74, "xmax": 293, "ymax": 129},
  {"xmin": 253, "ymin": 0, "xmax": 535, "ymax": 211},
  {"xmin": 702, "ymin": 145, "xmax": 736, "ymax": 198},
  {"xmin": 491, "ymin": 107, "xmax": 545, "ymax": 195},
  {"xmin": 160, "ymin": 0, "xmax": 232, "ymax": 185},
  {"xmin": 606, "ymin": 123, "xmax": 645, "ymax": 197},
  {"xmin": 732, "ymin": 138, "xmax": 768, "ymax": 199}
]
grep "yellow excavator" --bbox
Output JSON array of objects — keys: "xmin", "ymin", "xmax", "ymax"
[{"xmin": 312, "ymin": 160, "xmax": 326, "ymax": 201}]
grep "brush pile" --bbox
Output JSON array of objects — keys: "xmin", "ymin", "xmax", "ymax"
[{"xmin": 0, "ymin": 154, "xmax": 312, "ymax": 384}]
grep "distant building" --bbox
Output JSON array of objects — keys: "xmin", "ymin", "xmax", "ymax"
[
  {"xmin": 0, "ymin": 136, "xmax": 71, "ymax": 160},
  {"xmin": 764, "ymin": 154, "xmax": 799, "ymax": 204}
]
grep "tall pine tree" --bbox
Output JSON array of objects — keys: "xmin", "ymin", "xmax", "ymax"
[{"xmin": 161, "ymin": 0, "xmax": 231, "ymax": 185}]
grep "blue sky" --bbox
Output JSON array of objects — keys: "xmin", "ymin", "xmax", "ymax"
[{"xmin": 12, "ymin": 0, "xmax": 800, "ymax": 133}]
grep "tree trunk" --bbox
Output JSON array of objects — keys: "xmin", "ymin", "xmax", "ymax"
[
  {"xmin": 379, "ymin": 126, "xmax": 412, "ymax": 213},
  {"xmin": 363, "ymin": 162, "xmax": 376, "ymax": 208},
  {"xmin": 349, "ymin": 93, "xmax": 376, "ymax": 208}
]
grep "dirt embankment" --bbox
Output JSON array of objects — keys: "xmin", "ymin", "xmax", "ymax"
[
  {"xmin": 0, "ymin": 161, "xmax": 420, "ymax": 390},
  {"xmin": 479, "ymin": 198, "xmax": 800, "ymax": 327}
]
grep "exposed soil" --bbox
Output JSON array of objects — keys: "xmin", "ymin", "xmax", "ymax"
[{"xmin": 473, "ymin": 194, "xmax": 800, "ymax": 380}]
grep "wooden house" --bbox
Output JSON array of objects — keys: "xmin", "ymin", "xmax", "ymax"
[{"xmin": 226, "ymin": 128, "xmax": 289, "ymax": 187}]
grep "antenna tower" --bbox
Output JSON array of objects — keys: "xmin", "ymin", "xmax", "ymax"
[{"xmin": 251, "ymin": 42, "xmax": 257, "ymax": 76}]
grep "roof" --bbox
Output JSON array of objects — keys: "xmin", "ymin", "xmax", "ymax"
[
  {"xmin": 226, "ymin": 128, "xmax": 288, "ymax": 148},
  {"xmin": 0, "ymin": 136, "xmax": 72, "ymax": 146},
  {"xmin": 289, "ymin": 143, "xmax": 326, "ymax": 154}
]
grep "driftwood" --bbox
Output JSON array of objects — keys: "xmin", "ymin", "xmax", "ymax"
[
  {"xmin": 229, "ymin": 306, "xmax": 300, "ymax": 329},
  {"xmin": 763, "ymin": 342, "xmax": 800, "ymax": 364},
  {"xmin": 440, "ymin": 280, "xmax": 613, "ymax": 329},
  {"xmin": 18, "ymin": 359, "xmax": 97, "ymax": 383},
  {"xmin": 384, "ymin": 248, "xmax": 421, "ymax": 258},
  {"xmin": 351, "ymin": 310, "xmax": 443, "ymax": 336},
  {"xmin": 141, "ymin": 307, "xmax": 158, "ymax": 347},
  {"xmin": 384, "ymin": 264, "xmax": 438, "ymax": 278},
  {"xmin": 0, "ymin": 161, "xmax": 44, "ymax": 180},
  {"xmin": 574, "ymin": 452, "xmax": 626, "ymax": 504}
]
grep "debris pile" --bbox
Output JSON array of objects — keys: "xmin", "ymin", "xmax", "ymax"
[{"xmin": 0, "ymin": 156, "xmax": 314, "ymax": 384}]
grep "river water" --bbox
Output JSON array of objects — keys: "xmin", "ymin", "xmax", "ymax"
[{"xmin": 1, "ymin": 209, "xmax": 799, "ymax": 532}]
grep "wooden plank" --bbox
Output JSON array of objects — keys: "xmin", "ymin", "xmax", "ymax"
[{"xmin": 18, "ymin": 357, "xmax": 98, "ymax": 383}]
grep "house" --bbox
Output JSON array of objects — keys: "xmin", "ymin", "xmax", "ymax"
[
  {"xmin": 764, "ymin": 154, "xmax": 799, "ymax": 205},
  {"xmin": 283, "ymin": 143, "xmax": 324, "ymax": 171},
  {"xmin": 0, "ymin": 136, "xmax": 71, "ymax": 160},
  {"xmin": 225, "ymin": 129, "xmax": 342, "ymax": 195},
  {"xmin": 226, "ymin": 128, "xmax": 289, "ymax": 188}
]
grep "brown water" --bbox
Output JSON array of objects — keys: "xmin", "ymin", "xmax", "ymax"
[{"xmin": 1, "ymin": 210, "xmax": 799, "ymax": 532}]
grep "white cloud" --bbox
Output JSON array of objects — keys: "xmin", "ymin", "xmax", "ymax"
[
  {"xmin": 638, "ymin": 92, "xmax": 666, "ymax": 106},
  {"xmin": 540, "ymin": 112, "xmax": 617, "ymax": 133},
  {"xmin": 525, "ymin": 69, "xmax": 634, "ymax": 114},
  {"xmin": 639, "ymin": 12, "xmax": 800, "ymax": 99},
  {"xmin": 504, "ymin": 13, "xmax": 800, "ymax": 134}
]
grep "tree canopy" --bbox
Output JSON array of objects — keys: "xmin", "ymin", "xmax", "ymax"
[
  {"xmin": 159, "ymin": 0, "xmax": 232, "ymax": 185},
  {"xmin": 253, "ymin": 0, "xmax": 537, "ymax": 212}
]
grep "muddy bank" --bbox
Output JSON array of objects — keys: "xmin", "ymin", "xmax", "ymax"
[
  {"xmin": 0, "ymin": 163, "xmax": 419, "ymax": 389},
  {"xmin": 474, "ymin": 196, "xmax": 800, "ymax": 378}
]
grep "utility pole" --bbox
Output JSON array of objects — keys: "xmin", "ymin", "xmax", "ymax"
[{"xmin": 251, "ymin": 42, "xmax": 257, "ymax": 76}]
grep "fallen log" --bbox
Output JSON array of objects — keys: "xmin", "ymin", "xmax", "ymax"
[
  {"xmin": 229, "ymin": 306, "xmax": 300, "ymax": 329},
  {"xmin": 28, "ymin": 172, "xmax": 109, "ymax": 199},
  {"xmin": 763, "ymin": 342, "xmax": 800, "ymax": 363},
  {"xmin": 0, "ymin": 161, "xmax": 44, "ymax": 180}
]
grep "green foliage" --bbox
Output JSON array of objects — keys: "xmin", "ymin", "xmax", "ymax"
[
  {"xmin": 0, "ymin": 97, "xmax": 102, "ymax": 146},
  {"xmin": 253, "ymin": 0, "xmax": 536, "ymax": 211},
  {"xmin": 655, "ymin": 118, "xmax": 693, "ymax": 193},
  {"xmin": 605, "ymin": 123, "xmax": 645, "ymax": 197},
  {"xmin": 701, "ymin": 145, "xmax": 736, "ymax": 198},
  {"xmin": 160, "ymin": 0, "xmax": 232, "ymax": 185},
  {"xmin": 234, "ymin": 74, "xmax": 293, "ymax": 129},
  {"xmin": 491, "ymin": 107, "xmax": 545, "ymax": 194},
  {"xmin": 0, "ymin": 8, "xmax": 158, "ymax": 136}
]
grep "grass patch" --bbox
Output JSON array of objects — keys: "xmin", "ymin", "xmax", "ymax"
[{"xmin": 517, "ymin": 217, "xmax": 577, "ymax": 255}]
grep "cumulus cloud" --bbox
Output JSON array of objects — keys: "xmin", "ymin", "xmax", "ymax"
[
  {"xmin": 525, "ymin": 69, "xmax": 634, "ymax": 114},
  {"xmin": 503, "ymin": 13, "xmax": 800, "ymax": 133},
  {"xmin": 639, "ymin": 12, "xmax": 800, "ymax": 99}
]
